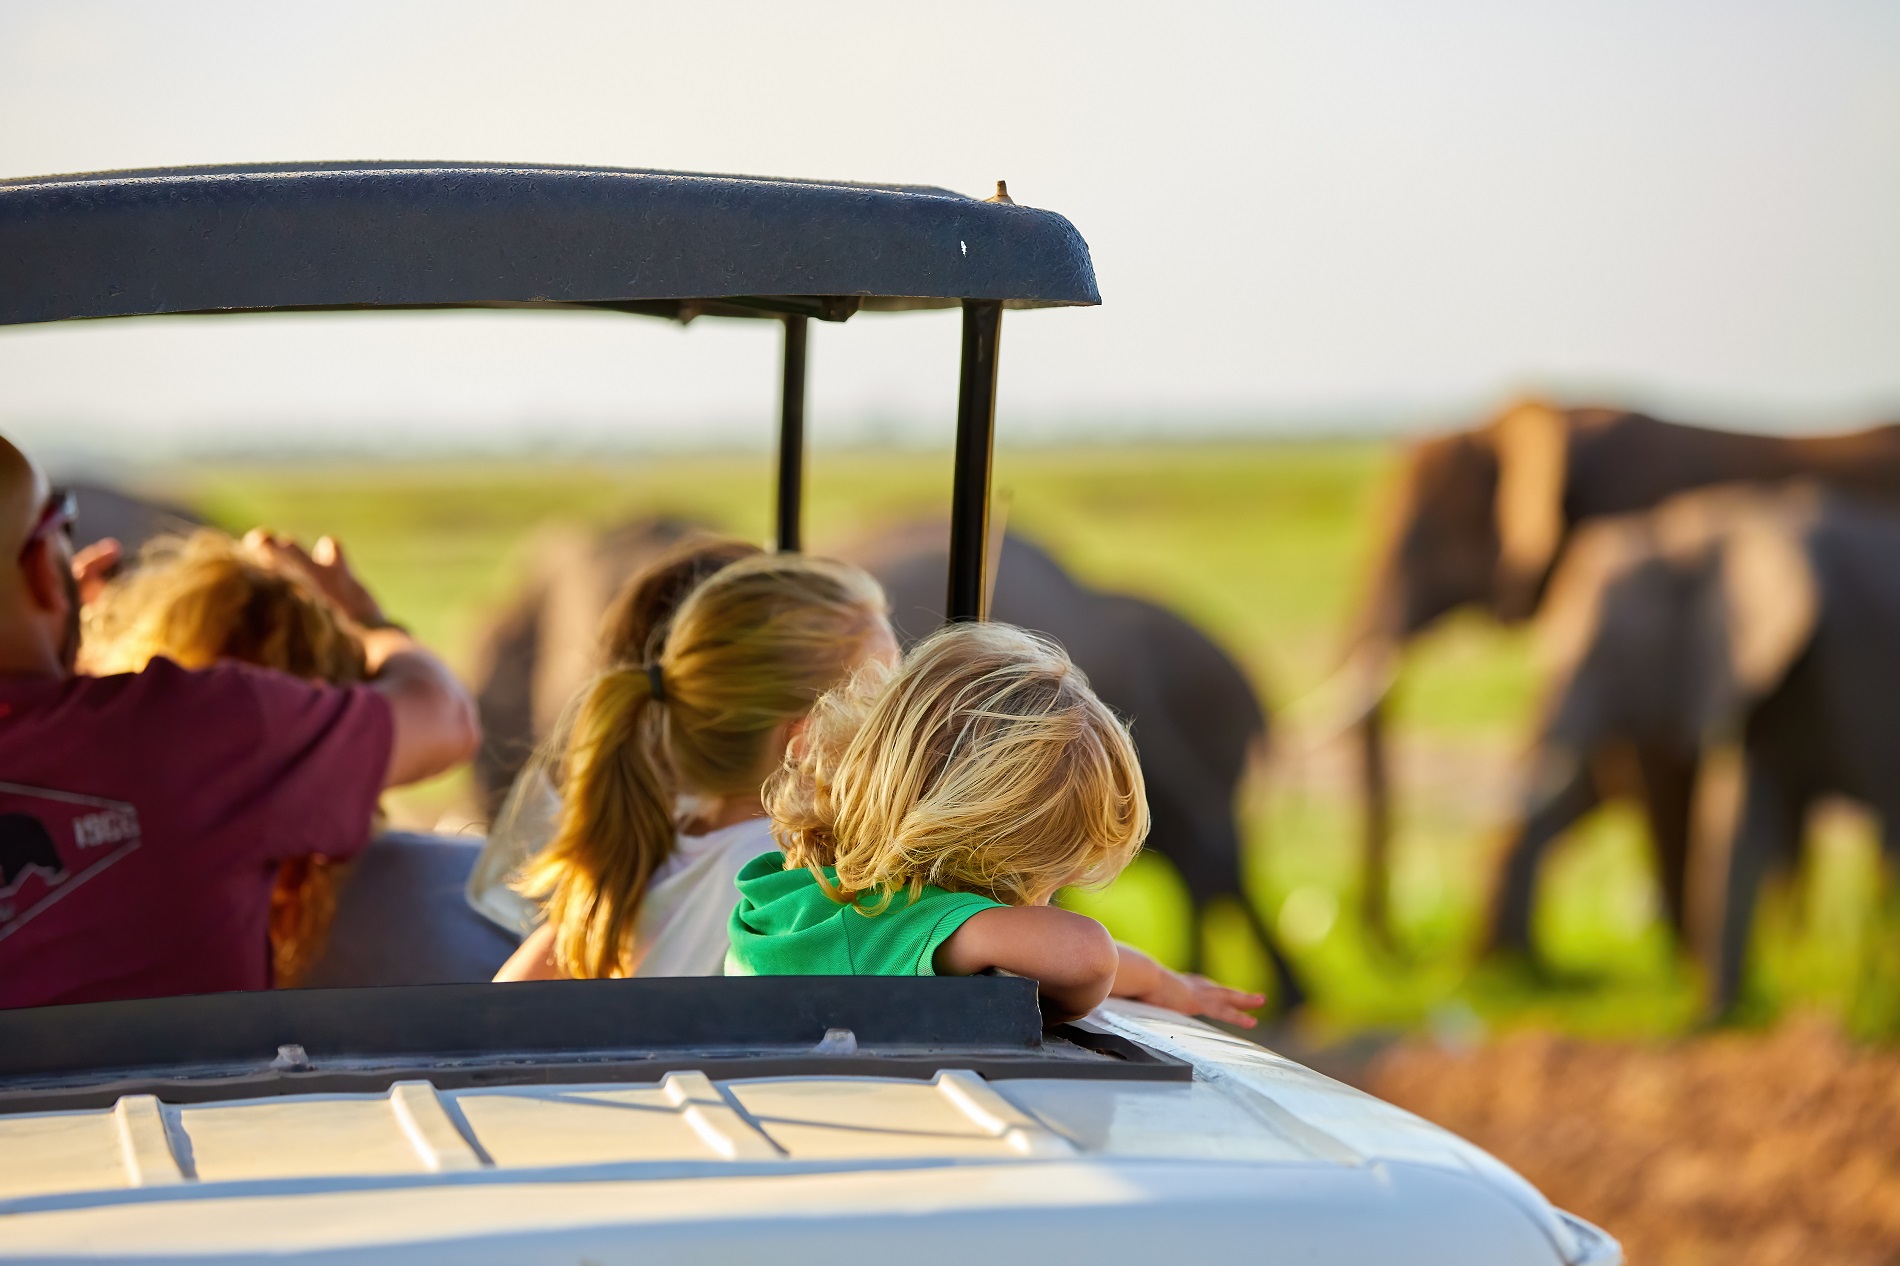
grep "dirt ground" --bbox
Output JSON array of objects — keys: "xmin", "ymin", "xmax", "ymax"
[{"xmin": 1360, "ymin": 1020, "xmax": 1900, "ymax": 1266}]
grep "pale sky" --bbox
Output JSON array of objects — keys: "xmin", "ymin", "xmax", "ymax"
[{"xmin": 2, "ymin": 0, "xmax": 1897, "ymax": 456}]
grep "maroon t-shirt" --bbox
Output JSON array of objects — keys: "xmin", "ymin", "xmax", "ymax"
[{"xmin": 0, "ymin": 658, "xmax": 392, "ymax": 1009}]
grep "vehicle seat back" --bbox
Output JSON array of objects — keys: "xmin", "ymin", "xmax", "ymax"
[{"xmin": 299, "ymin": 832, "xmax": 521, "ymax": 988}]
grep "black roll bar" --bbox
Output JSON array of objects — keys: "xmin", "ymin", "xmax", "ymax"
[
  {"xmin": 773, "ymin": 299, "xmax": 1001, "ymax": 619},
  {"xmin": 774, "ymin": 314, "xmax": 809, "ymax": 552},
  {"xmin": 947, "ymin": 300, "xmax": 1003, "ymax": 622}
]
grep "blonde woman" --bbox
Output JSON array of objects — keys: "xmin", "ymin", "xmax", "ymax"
[
  {"xmin": 730, "ymin": 622, "xmax": 1264, "ymax": 1025},
  {"xmin": 495, "ymin": 552, "xmax": 898, "ymax": 981},
  {"xmin": 81, "ymin": 529, "xmax": 373, "ymax": 988}
]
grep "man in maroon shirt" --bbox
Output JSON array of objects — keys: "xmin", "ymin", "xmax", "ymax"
[{"xmin": 0, "ymin": 434, "xmax": 480, "ymax": 1008}]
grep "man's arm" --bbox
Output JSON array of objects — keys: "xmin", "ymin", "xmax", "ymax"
[
  {"xmin": 247, "ymin": 531, "xmax": 480, "ymax": 788},
  {"xmin": 358, "ymin": 625, "xmax": 483, "ymax": 787}
]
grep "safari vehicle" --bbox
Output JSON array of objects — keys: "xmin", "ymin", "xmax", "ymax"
[{"xmin": 0, "ymin": 162, "xmax": 1619, "ymax": 1265}]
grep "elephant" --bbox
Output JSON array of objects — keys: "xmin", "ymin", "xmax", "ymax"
[
  {"xmin": 62, "ymin": 481, "xmax": 201, "ymax": 556},
  {"xmin": 1486, "ymin": 482, "xmax": 1900, "ymax": 1013},
  {"xmin": 863, "ymin": 525, "xmax": 1299, "ymax": 1008},
  {"xmin": 1335, "ymin": 401, "xmax": 1900, "ymax": 942}
]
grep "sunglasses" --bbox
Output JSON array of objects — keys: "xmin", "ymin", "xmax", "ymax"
[{"xmin": 19, "ymin": 488, "xmax": 77, "ymax": 560}]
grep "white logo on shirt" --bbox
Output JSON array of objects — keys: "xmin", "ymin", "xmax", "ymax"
[
  {"xmin": 73, "ymin": 808, "xmax": 140, "ymax": 849},
  {"xmin": 0, "ymin": 782, "xmax": 142, "ymax": 940}
]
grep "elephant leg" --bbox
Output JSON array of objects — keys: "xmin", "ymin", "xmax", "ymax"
[
  {"xmin": 1485, "ymin": 748, "xmax": 1601, "ymax": 958},
  {"xmin": 1694, "ymin": 761, "xmax": 1800, "ymax": 1017},
  {"xmin": 1245, "ymin": 898, "xmax": 1308, "ymax": 1014},
  {"xmin": 1360, "ymin": 699, "xmax": 1395, "ymax": 947},
  {"xmin": 1181, "ymin": 886, "xmax": 1307, "ymax": 1015},
  {"xmin": 1193, "ymin": 891, "xmax": 1307, "ymax": 1013},
  {"xmin": 1175, "ymin": 884, "xmax": 1206, "ymax": 977},
  {"xmin": 1122, "ymin": 693, "xmax": 1296, "ymax": 1010},
  {"xmin": 1634, "ymin": 744, "xmax": 1697, "ymax": 943},
  {"xmin": 1879, "ymin": 816, "xmax": 1900, "ymax": 982},
  {"xmin": 471, "ymin": 589, "xmax": 545, "ymax": 823}
]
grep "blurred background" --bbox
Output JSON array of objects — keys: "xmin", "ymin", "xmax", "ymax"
[{"xmin": 6, "ymin": 3, "xmax": 1900, "ymax": 1260}]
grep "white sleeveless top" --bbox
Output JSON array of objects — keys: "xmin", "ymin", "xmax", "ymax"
[{"xmin": 466, "ymin": 770, "xmax": 779, "ymax": 977}]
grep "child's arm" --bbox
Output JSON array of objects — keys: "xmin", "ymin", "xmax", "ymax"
[
  {"xmin": 933, "ymin": 909, "xmax": 1268, "ymax": 1026},
  {"xmin": 1108, "ymin": 943, "xmax": 1266, "ymax": 1028},
  {"xmin": 933, "ymin": 906, "xmax": 1120, "ymax": 1022}
]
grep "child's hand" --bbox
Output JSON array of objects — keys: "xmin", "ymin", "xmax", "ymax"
[{"xmin": 1124, "ymin": 966, "xmax": 1267, "ymax": 1028}]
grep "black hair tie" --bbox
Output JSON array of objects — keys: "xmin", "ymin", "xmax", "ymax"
[{"xmin": 644, "ymin": 662, "xmax": 667, "ymax": 703}]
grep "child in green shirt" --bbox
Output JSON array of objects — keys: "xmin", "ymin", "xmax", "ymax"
[{"xmin": 727, "ymin": 622, "xmax": 1263, "ymax": 1026}]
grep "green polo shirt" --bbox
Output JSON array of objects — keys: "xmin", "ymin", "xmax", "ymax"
[{"xmin": 725, "ymin": 851, "xmax": 1006, "ymax": 976}]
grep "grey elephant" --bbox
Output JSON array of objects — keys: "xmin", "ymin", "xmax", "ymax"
[
  {"xmin": 62, "ymin": 481, "xmax": 201, "ymax": 555},
  {"xmin": 865, "ymin": 525, "xmax": 1299, "ymax": 1008},
  {"xmin": 1488, "ymin": 482, "xmax": 1900, "ymax": 1013},
  {"xmin": 1336, "ymin": 401, "xmax": 1900, "ymax": 942}
]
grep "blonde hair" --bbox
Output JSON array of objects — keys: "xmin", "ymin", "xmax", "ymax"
[
  {"xmin": 518, "ymin": 552, "xmax": 890, "ymax": 978},
  {"xmin": 80, "ymin": 529, "xmax": 368, "ymax": 987},
  {"xmin": 769, "ymin": 622, "xmax": 1149, "ymax": 909},
  {"xmin": 82, "ymin": 531, "xmax": 368, "ymax": 684}
]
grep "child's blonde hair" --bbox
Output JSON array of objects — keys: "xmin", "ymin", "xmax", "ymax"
[
  {"xmin": 769, "ymin": 622, "xmax": 1149, "ymax": 908},
  {"xmin": 79, "ymin": 529, "xmax": 369, "ymax": 988},
  {"xmin": 82, "ymin": 530, "xmax": 367, "ymax": 684},
  {"xmin": 517, "ymin": 552, "xmax": 890, "ymax": 978}
]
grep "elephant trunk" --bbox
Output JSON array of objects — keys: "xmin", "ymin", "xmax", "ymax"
[
  {"xmin": 1292, "ymin": 637, "xmax": 1399, "ymax": 748},
  {"xmin": 1484, "ymin": 745, "xmax": 1598, "ymax": 958},
  {"xmin": 1296, "ymin": 639, "xmax": 1403, "ymax": 946},
  {"xmin": 1359, "ymin": 687, "xmax": 1394, "ymax": 946}
]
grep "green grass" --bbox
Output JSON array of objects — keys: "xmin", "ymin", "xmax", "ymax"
[{"xmin": 138, "ymin": 443, "xmax": 1899, "ymax": 1039}]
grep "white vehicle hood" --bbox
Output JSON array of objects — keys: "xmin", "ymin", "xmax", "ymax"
[{"xmin": 0, "ymin": 1002, "xmax": 1617, "ymax": 1266}]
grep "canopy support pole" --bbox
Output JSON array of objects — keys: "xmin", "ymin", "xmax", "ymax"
[
  {"xmin": 774, "ymin": 314, "xmax": 809, "ymax": 552},
  {"xmin": 946, "ymin": 300, "xmax": 1002, "ymax": 622}
]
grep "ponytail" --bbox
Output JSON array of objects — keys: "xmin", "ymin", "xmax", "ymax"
[{"xmin": 518, "ymin": 665, "xmax": 676, "ymax": 978}]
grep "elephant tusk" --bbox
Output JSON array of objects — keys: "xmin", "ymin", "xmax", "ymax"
[
  {"xmin": 1283, "ymin": 642, "xmax": 1400, "ymax": 754},
  {"xmin": 982, "ymin": 488, "xmax": 1012, "ymax": 617},
  {"xmin": 1522, "ymin": 745, "xmax": 1584, "ymax": 813}
]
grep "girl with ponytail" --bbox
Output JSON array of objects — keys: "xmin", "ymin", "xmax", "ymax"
[{"xmin": 494, "ymin": 552, "xmax": 895, "ymax": 980}]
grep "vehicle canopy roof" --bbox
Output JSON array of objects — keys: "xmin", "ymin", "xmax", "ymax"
[
  {"xmin": 0, "ymin": 161, "xmax": 1099, "ymax": 325},
  {"xmin": 0, "ymin": 159, "xmax": 1093, "ymax": 609}
]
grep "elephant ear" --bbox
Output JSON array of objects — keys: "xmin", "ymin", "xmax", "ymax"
[
  {"xmin": 1534, "ymin": 514, "xmax": 1647, "ymax": 684},
  {"xmin": 1692, "ymin": 513, "xmax": 1817, "ymax": 743},
  {"xmin": 1491, "ymin": 399, "xmax": 1570, "ymax": 621}
]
